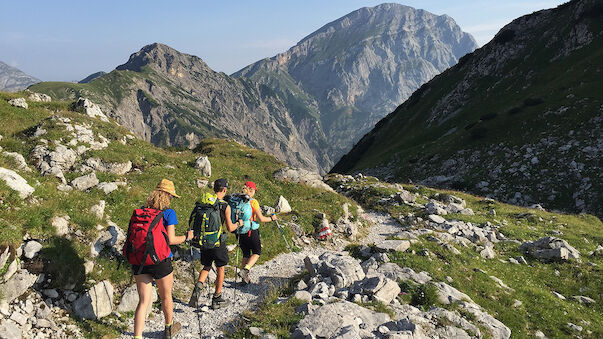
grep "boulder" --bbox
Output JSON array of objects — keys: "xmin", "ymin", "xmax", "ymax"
[
  {"xmin": 274, "ymin": 195, "xmax": 292, "ymax": 213},
  {"xmin": 480, "ymin": 244, "xmax": 496, "ymax": 259},
  {"xmin": 28, "ymin": 92, "xmax": 51, "ymax": 102},
  {"xmin": 97, "ymin": 182, "xmax": 119, "ymax": 194},
  {"xmin": 292, "ymin": 291, "xmax": 313, "ymax": 303},
  {"xmin": 2, "ymin": 151, "xmax": 31, "ymax": 172},
  {"xmin": 75, "ymin": 97, "xmax": 109, "ymax": 122},
  {"xmin": 71, "ymin": 172, "xmax": 99, "ymax": 191},
  {"xmin": 520, "ymin": 237, "xmax": 580, "ymax": 261},
  {"xmin": 30, "ymin": 144, "xmax": 77, "ymax": 175},
  {"xmin": 433, "ymin": 282, "xmax": 474, "ymax": 305},
  {"xmin": 571, "ymin": 295, "xmax": 595, "ymax": 305},
  {"xmin": 0, "ymin": 167, "xmax": 35, "ymax": 198},
  {"xmin": 295, "ymin": 301, "xmax": 390, "ymax": 338},
  {"xmin": 194, "ymin": 156, "xmax": 211, "ymax": 177},
  {"xmin": 425, "ymin": 201, "xmax": 447, "ymax": 215},
  {"xmin": 0, "ymin": 248, "xmax": 9, "ymax": 270},
  {"xmin": 73, "ymin": 280, "xmax": 114, "ymax": 319},
  {"xmin": 0, "ymin": 319, "xmax": 21, "ymax": 339},
  {"xmin": 317, "ymin": 252, "xmax": 365, "ymax": 288},
  {"xmin": 81, "ymin": 158, "xmax": 132, "ymax": 175},
  {"xmin": 273, "ymin": 167, "xmax": 333, "ymax": 191},
  {"xmin": 0, "ymin": 269, "xmax": 37, "ymax": 303},
  {"xmin": 2, "ymin": 259, "xmax": 18, "ymax": 281},
  {"xmin": 458, "ymin": 301, "xmax": 511, "ymax": 339},
  {"xmin": 23, "ymin": 240, "xmax": 43, "ymax": 259},
  {"xmin": 427, "ymin": 214, "xmax": 446, "ymax": 224},
  {"xmin": 351, "ymin": 274, "xmax": 400, "ymax": 304},
  {"xmin": 394, "ymin": 190, "xmax": 416, "ymax": 203},
  {"xmin": 51, "ymin": 215, "xmax": 70, "ymax": 236},
  {"xmin": 261, "ymin": 205, "xmax": 276, "ymax": 216},
  {"xmin": 90, "ymin": 200, "xmax": 106, "ymax": 219},
  {"xmin": 375, "ymin": 240, "xmax": 410, "ymax": 253},
  {"xmin": 377, "ymin": 264, "xmax": 432, "ymax": 284},
  {"xmin": 117, "ymin": 284, "xmax": 157, "ymax": 314},
  {"xmin": 91, "ymin": 225, "xmax": 126, "ymax": 256},
  {"xmin": 8, "ymin": 98, "xmax": 27, "ymax": 109}
]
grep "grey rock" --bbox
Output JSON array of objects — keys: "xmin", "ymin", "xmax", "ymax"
[
  {"xmin": 3, "ymin": 151, "xmax": 31, "ymax": 172},
  {"xmin": 0, "ymin": 319, "xmax": 21, "ymax": 339},
  {"xmin": 0, "ymin": 269, "xmax": 37, "ymax": 303},
  {"xmin": 2, "ymin": 259, "xmax": 18, "ymax": 281},
  {"xmin": 273, "ymin": 167, "xmax": 333, "ymax": 191},
  {"xmin": 395, "ymin": 190, "xmax": 416, "ymax": 203},
  {"xmin": 551, "ymin": 291, "xmax": 566, "ymax": 300},
  {"xmin": 81, "ymin": 158, "xmax": 132, "ymax": 175},
  {"xmin": 28, "ymin": 92, "xmax": 51, "ymax": 102},
  {"xmin": 90, "ymin": 200, "xmax": 106, "ymax": 219},
  {"xmin": 433, "ymin": 282, "xmax": 474, "ymax": 305},
  {"xmin": 534, "ymin": 330, "xmax": 546, "ymax": 338},
  {"xmin": 296, "ymin": 301, "xmax": 390, "ymax": 338},
  {"xmin": 9, "ymin": 312, "xmax": 27, "ymax": 326},
  {"xmin": 42, "ymin": 289, "xmax": 59, "ymax": 299},
  {"xmin": 317, "ymin": 252, "xmax": 365, "ymax": 288},
  {"xmin": 295, "ymin": 279, "xmax": 308, "ymax": 291},
  {"xmin": 196, "ymin": 179, "xmax": 209, "ymax": 188},
  {"xmin": 0, "ymin": 248, "xmax": 8, "ymax": 270},
  {"xmin": 23, "ymin": 240, "xmax": 43, "ymax": 259},
  {"xmin": 91, "ymin": 225, "xmax": 126, "ymax": 256},
  {"xmin": 75, "ymin": 97, "xmax": 109, "ymax": 122},
  {"xmin": 0, "ymin": 61, "xmax": 40, "ymax": 92},
  {"xmin": 0, "ymin": 167, "xmax": 35, "ymax": 198},
  {"xmin": 293, "ymin": 290, "xmax": 313, "ymax": 303},
  {"xmin": 249, "ymin": 326, "xmax": 264, "ymax": 336},
  {"xmin": 194, "ymin": 156, "xmax": 211, "ymax": 177},
  {"xmin": 480, "ymin": 244, "xmax": 496, "ymax": 259},
  {"xmin": 375, "ymin": 240, "xmax": 410, "ymax": 253},
  {"xmin": 425, "ymin": 201, "xmax": 448, "ymax": 215},
  {"xmin": 261, "ymin": 205, "xmax": 276, "ymax": 216},
  {"xmin": 520, "ymin": 237, "xmax": 580, "ymax": 260},
  {"xmin": 8, "ymin": 98, "xmax": 28, "ymax": 109},
  {"xmin": 567, "ymin": 323, "xmax": 582, "ymax": 332},
  {"xmin": 295, "ymin": 302, "xmax": 318, "ymax": 315},
  {"xmin": 117, "ymin": 284, "xmax": 158, "ymax": 314},
  {"xmin": 571, "ymin": 295, "xmax": 595, "ymax": 305},
  {"xmin": 73, "ymin": 280, "xmax": 114, "ymax": 319},
  {"xmin": 71, "ymin": 172, "xmax": 100, "ymax": 191},
  {"xmin": 97, "ymin": 182, "xmax": 119, "ymax": 194},
  {"xmin": 291, "ymin": 327, "xmax": 315, "ymax": 339},
  {"xmin": 274, "ymin": 195, "xmax": 292, "ymax": 213},
  {"xmin": 51, "ymin": 215, "xmax": 70, "ymax": 236},
  {"xmin": 427, "ymin": 214, "xmax": 446, "ymax": 224}
]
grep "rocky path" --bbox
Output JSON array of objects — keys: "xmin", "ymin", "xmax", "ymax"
[{"xmin": 121, "ymin": 211, "xmax": 403, "ymax": 338}]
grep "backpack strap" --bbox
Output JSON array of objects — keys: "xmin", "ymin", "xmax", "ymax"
[{"xmin": 136, "ymin": 210, "xmax": 164, "ymax": 275}]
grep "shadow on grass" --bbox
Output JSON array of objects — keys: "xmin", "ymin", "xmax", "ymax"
[{"xmin": 39, "ymin": 237, "xmax": 86, "ymax": 290}]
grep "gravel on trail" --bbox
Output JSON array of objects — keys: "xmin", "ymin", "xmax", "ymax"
[{"xmin": 120, "ymin": 211, "xmax": 403, "ymax": 338}]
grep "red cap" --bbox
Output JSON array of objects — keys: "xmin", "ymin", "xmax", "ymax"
[{"xmin": 245, "ymin": 181, "xmax": 258, "ymax": 190}]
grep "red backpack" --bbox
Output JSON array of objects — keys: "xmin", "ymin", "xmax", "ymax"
[{"xmin": 123, "ymin": 208, "xmax": 171, "ymax": 272}]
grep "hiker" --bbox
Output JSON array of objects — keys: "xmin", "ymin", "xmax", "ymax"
[
  {"xmin": 237, "ymin": 181, "xmax": 276, "ymax": 284},
  {"xmin": 188, "ymin": 178, "xmax": 240, "ymax": 309},
  {"xmin": 125, "ymin": 179, "xmax": 193, "ymax": 339}
]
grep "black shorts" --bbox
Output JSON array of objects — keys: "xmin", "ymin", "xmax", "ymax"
[
  {"xmin": 200, "ymin": 244, "xmax": 229, "ymax": 268},
  {"xmin": 132, "ymin": 258, "xmax": 173, "ymax": 280},
  {"xmin": 238, "ymin": 229, "xmax": 261, "ymax": 258}
]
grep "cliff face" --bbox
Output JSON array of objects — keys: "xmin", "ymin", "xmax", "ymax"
[
  {"xmin": 332, "ymin": 0, "xmax": 603, "ymax": 216},
  {"xmin": 234, "ymin": 3, "xmax": 477, "ymax": 169},
  {"xmin": 0, "ymin": 61, "xmax": 40, "ymax": 92}
]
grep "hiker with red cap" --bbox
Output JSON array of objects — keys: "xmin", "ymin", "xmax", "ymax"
[{"xmin": 237, "ymin": 181, "xmax": 276, "ymax": 284}]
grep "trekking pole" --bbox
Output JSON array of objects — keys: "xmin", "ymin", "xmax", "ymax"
[
  {"xmin": 273, "ymin": 216, "xmax": 292, "ymax": 252},
  {"xmin": 233, "ymin": 210, "xmax": 241, "ymax": 304}
]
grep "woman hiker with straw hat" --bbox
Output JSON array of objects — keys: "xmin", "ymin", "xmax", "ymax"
[
  {"xmin": 237, "ymin": 181, "xmax": 276, "ymax": 284},
  {"xmin": 127, "ymin": 179, "xmax": 193, "ymax": 339}
]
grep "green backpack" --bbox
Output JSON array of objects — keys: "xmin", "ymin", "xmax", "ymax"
[{"xmin": 189, "ymin": 192, "xmax": 223, "ymax": 249}]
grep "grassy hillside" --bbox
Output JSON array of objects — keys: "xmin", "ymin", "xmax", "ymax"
[
  {"xmin": 0, "ymin": 91, "xmax": 355, "ymax": 336},
  {"xmin": 332, "ymin": 0, "xmax": 603, "ymax": 217}
]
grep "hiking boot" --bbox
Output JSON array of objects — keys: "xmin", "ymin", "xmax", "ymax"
[
  {"xmin": 211, "ymin": 293, "xmax": 230, "ymax": 310},
  {"xmin": 238, "ymin": 268, "xmax": 251, "ymax": 284},
  {"xmin": 188, "ymin": 281, "xmax": 204, "ymax": 308},
  {"xmin": 164, "ymin": 321, "xmax": 182, "ymax": 339}
]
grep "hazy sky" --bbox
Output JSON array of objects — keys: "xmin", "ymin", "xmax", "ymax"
[{"xmin": 0, "ymin": 0, "xmax": 567, "ymax": 81}]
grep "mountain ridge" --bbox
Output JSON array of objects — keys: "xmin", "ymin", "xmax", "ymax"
[{"xmin": 0, "ymin": 61, "xmax": 40, "ymax": 92}]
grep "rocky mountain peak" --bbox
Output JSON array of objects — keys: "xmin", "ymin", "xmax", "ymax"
[
  {"xmin": 116, "ymin": 42, "xmax": 211, "ymax": 77},
  {"xmin": 0, "ymin": 61, "xmax": 40, "ymax": 92}
]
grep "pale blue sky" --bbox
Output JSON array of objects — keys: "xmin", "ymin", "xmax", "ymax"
[{"xmin": 0, "ymin": 0, "xmax": 566, "ymax": 81}]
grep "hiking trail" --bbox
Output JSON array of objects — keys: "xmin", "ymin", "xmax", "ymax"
[{"xmin": 120, "ymin": 210, "xmax": 398, "ymax": 338}]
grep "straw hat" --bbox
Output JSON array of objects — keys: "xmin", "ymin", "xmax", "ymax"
[{"xmin": 156, "ymin": 179, "xmax": 180, "ymax": 198}]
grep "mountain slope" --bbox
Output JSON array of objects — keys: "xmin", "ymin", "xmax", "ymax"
[
  {"xmin": 332, "ymin": 0, "xmax": 603, "ymax": 217},
  {"xmin": 79, "ymin": 71, "xmax": 107, "ymax": 83},
  {"xmin": 234, "ymin": 3, "xmax": 477, "ymax": 169},
  {"xmin": 0, "ymin": 61, "xmax": 40, "ymax": 92},
  {"xmin": 30, "ymin": 43, "xmax": 329, "ymax": 172}
]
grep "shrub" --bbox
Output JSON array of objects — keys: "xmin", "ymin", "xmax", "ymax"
[{"xmin": 411, "ymin": 283, "xmax": 439, "ymax": 308}]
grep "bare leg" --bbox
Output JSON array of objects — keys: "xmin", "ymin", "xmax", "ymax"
[
  {"xmin": 245, "ymin": 254, "xmax": 260, "ymax": 269},
  {"xmin": 198, "ymin": 266, "xmax": 211, "ymax": 283},
  {"xmin": 155, "ymin": 273, "xmax": 174, "ymax": 325},
  {"xmin": 215, "ymin": 266, "xmax": 225, "ymax": 295},
  {"xmin": 134, "ymin": 274, "xmax": 153, "ymax": 337}
]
